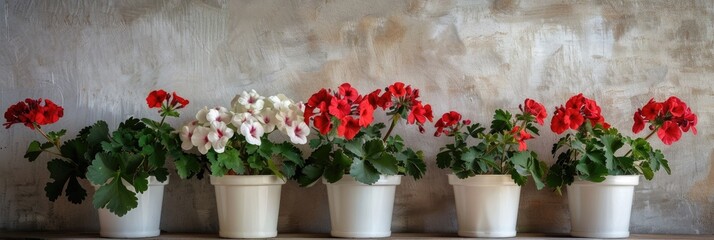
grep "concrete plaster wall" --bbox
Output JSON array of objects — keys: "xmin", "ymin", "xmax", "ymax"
[{"xmin": 0, "ymin": 0, "xmax": 712, "ymax": 234}]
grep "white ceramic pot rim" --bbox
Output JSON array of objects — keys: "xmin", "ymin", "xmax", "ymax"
[
  {"xmin": 447, "ymin": 174, "xmax": 518, "ymax": 186},
  {"xmin": 210, "ymin": 175, "xmax": 286, "ymax": 186},
  {"xmin": 92, "ymin": 176, "xmax": 168, "ymax": 190},
  {"xmin": 571, "ymin": 175, "xmax": 640, "ymax": 186},
  {"xmin": 322, "ymin": 174, "xmax": 402, "ymax": 186}
]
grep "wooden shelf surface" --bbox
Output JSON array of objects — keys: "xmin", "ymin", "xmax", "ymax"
[{"xmin": 0, "ymin": 232, "xmax": 712, "ymax": 239}]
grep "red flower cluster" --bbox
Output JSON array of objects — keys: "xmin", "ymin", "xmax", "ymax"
[
  {"xmin": 146, "ymin": 90, "xmax": 189, "ymax": 110},
  {"xmin": 521, "ymin": 98, "xmax": 547, "ymax": 125},
  {"xmin": 433, "ymin": 111, "xmax": 468, "ymax": 137},
  {"xmin": 551, "ymin": 94, "xmax": 609, "ymax": 134},
  {"xmin": 511, "ymin": 126, "xmax": 533, "ymax": 151},
  {"xmin": 633, "ymin": 97, "xmax": 697, "ymax": 145},
  {"xmin": 4, "ymin": 98, "xmax": 64, "ymax": 129},
  {"xmin": 305, "ymin": 82, "xmax": 433, "ymax": 140}
]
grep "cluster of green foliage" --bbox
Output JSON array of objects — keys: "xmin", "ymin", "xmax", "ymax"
[
  {"xmin": 297, "ymin": 122, "xmax": 427, "ymax": 186},
  {"xmin": 545, "ymin": 122, "xmax": 670, "ymax": 194},
  {"xmin": 190, "ymin": 135, "xmax": 305, "ymax": 181},
  {"xmin": 436, "ymin": 110, "xmax": 547, "ymax": 189}
]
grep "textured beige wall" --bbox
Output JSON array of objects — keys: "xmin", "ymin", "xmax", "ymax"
[{"xmin": 1, "ymin": 0, "xmax": 713, "ymax": 234}]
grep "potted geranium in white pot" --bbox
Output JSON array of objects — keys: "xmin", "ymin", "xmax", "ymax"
[
  {"xmin": 177, "ymin": 90, "xmax": 308, "ymax": 238},
  {"xmin": 5, "ymin": 90, "xmax": 196, "ymax": 238},
  {"xmin": 297, "ymin": 82, "xmax": 433, "ymax": 238},
  {"xmin": 546, "ymin": 94, "xmax": 697, "ymax": 238},
  {"xmin": 434, "ymin": 98, "xmax": 548, "ymax": 238}
]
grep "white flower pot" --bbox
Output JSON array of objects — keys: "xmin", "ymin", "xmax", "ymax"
[
  {"xmin": 96, "ymin": 176, "xmax": 168, "ymax": 238},
  {"xmin": 324, "ymin": 175, "xmax": 401, "ymax": 238},
  {"xmin": 210, "ymin": 175, "xmax": 286, "ymax": 238},
  {"xmin": 448, "ymin": 174, "xmax": 521, "ymax": 238},
  {"xmin": 567, "ymin": 175, "xmax": 640, "ymax": 238}
]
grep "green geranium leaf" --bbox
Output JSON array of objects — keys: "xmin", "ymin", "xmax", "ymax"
[
  {"xmin": 64, "ymin": 177, "xmax": 87, "ymax": 204},
  {"xmin": 363, "ymin": 139, "xmax": 385, "ymax": 161},
  {"xmin": 150, "ymin": 167, "xmax": 169, "ymax": 182},
  {"xmin": 436, "ymin": 151, "xmax": 453, "ymax": 169},
  {"xmin": 274, "ymin": 142, "xmax": 303, "ymax": 165},
  {"xmin": 87, "ymin": 121, "xmax": 109, "ymax": 146},
  {"xmin": 370, "ymin": 153, "xmax": 398, "ymax": 175},
  {"xmin": 133, "ymin": 172, "xmax": 150, "ymax": 193},
  {"xmin": 92, "ymin": 178, "xmax": 138, "ymax": 217},
  {"xmin": 344, "ymin": 139, "xmax": 364, "ymax": 158},
  {"xmin": 600, "ymin": 134, "xmax": 624, "ymax": 170},
  {"xmin": 490, "ymin": 109, "xmax": 512, "ymax": 134},
  {"xmin": 510, "ymin": 151, "xmax": 531, "ymax": 168},
  {"xmin": 460, "ymin": 147, "xmax": 478, "ymax": 164},
  {"xmin": 398, "ymin": 149, "xmax": 427, "ymax": 180},
  {"xmin": 298, "ymin": 164, "xmax": 324, "ymax": 186},
  {"xmin": 324, "ymin": 150, "xmax": 351, "ymax": 182},
  {"xmin": 87, "ymin": 153, "xmax": 117, "ymax": 185},
  {"xmin": 219, "ymin": 148, "xmax": 244, "ymax": 174},
  {"xmin": 350, "ymin": 158, "xmax": 380, "ymax": 185},
  {"xmin": 45, "ymin": 159, "xmax": 78, "ymax": 202}
]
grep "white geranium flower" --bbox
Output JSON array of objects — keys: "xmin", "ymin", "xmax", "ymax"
[
  {"xmin": 207, "ymin": 121, "xmax": 234, "ymax": 153},
  {"xmin": 190, "ymin": 126, "xmax": 212, "ymax": 154},
  {"xmin": 231, "ymin": 112, "xmax": 255, "ymax": 127},
  {"xmin": 240, "ymin": 120, "xmax": 264, "ymax": 146},
  {"xmin": 269, "ymin": 94, "xmax": 293, "ymax": 112},
  {"xmin": 275, "ymin": 109, "xmax": 300, "ymax": 131},
  {"xmin": 286, "ymin": 121, "xmax": 310, "ymax": 144},
  {"xmin": 180, "ymin": 120, "xmax": 198, "ymax": 150},
  {"xmin": 232, "ymin": 90, "xmax": 265, "ymax": 114},
  {"xmin": 256, "ymin": 108, "xmax": 277, "ymax": 133},
  {"xmin": 196, "ymin": 107, "xmax": 210, "ymax": 124},
  {"xmin": 206, "ymin": 107, "xmax": 232, "ymax": 123}
]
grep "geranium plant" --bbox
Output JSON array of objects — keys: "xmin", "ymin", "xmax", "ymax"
[
  {"xmin": 434, "ymin": 99, "xmax": 548, "ymax": 189},
  {"xmin": 545, "ymin": 94, "xmax": 697, "ymax": 193},
  {"xmin": 297, "ymin": 82, "xmax": 433, "ymax": 186},
  {"xmin": 4, "ymin": 90, "xmax": 197, "ymax": 216},
  {"xmin": 177, "ymin": 90, "xmax": 308, "ymax": 179}
]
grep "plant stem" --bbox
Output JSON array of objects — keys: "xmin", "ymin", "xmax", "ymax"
[
  {"xmin": 624, "ymin": 125, "xmax": 660, "ymax": 157},
  {"xmin": 34, "ymin": 124, "xmax": 62, "ymax": 153},
  {"xmin": 382, "ymin": 114, "xmax": 400, "ymax": 142}
]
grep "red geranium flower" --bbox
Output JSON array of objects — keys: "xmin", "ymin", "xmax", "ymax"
[
  {"xmin": 338, "ymin": 83, "xmax": 360, "ymax": 103},
  {"xmin": 632, "ymin": 111, "xmax": 645, "ymax": 133},
  {"xmin": 679, "ymin": 108, "xmax": 698, "ymax": 134},
  {"xmin": 358, "ymin": 100, "xmax": 374, "ymax": 127},
  {"xmin": 511, "ymin": 126, "xmax": 533, "ymax": 151},
  {"xmin": 657, "ymin": 120, "xmax": 682, "ymax": 145},
  {"xmin": 407, "ymin": 102, "xmax": 433, "ymax": 124},
  {"xmin": 523, "ymin": 98, "xmax": 547, "ymax": 125},
  {"xmin": 582, "ymin": 99, "xmax": 602, "ymax": 120},
  {"xmin": 328, "ymin": 98, "xmax": 351, "ymax": 120},
  {"xmin": 307, "ymin": 89, "xmax": 332, "ymax": 113},
  {"xmin": 146, "ymin": 90, "xmax": 168, "ymax": 108},
  {"xmin": 170, "ymin": 92, "xmax": 189, "ymax": 109},
  {"xmin": 337, "ymin": 116, "xmax": 361, "ymax": 140},
  {"xmin": 4, "ymin": 98, "xmax": 64, "ymax": 129},
  {"xmin": 640, "ymin": 99, "xmax": 662, "ymax": 121},
  {"xmin": 664, "ymin": 96, "xmax": 686, "ymax": 118},
  {"xmin": 388, "ymin": 82, "xmax": 407, "ymax": 97},
  {"xmin": 434, "ymin": 111, "xmax": 462, "ymax": 136},
  {"xmin": 566, "ymin": 93, "xmax": 586, "ymax": 110},
  {"xmin": 314, "ymin": 113, "xmax": 332, "ymax": 135}
]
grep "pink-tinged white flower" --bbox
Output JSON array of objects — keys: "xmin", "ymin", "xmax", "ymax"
[
  {"xmin": 240, "ymin": 120, "xmax": 265, "ymax": 146},
  {"xmin": 190, "ymin": 126, "xmax": 212, "ymax": 154},
  {"xmin": 286, "ymin": 121, "xmax": 310, "ymax": 144},
  {"xmin": 269, "ymin": 94, "xmax": 294, "ymax": 112},
  {"xmin": 206, "ymin": 107, "xmax": 232, "ymax": 123},
  {"xmin": 196, "ymin": 107, "xmax": 210, "ymax": 124},
  {"xmin": 208, "ymin": 121, "xmax": 235, "ymax": 153},
  {"xmin": 232, "ymin": 90, "xmax": 265, "ymax": 113},
  {"xmin": 180, "ymin": 120, "xmax": 198, "ymax": 150},
  {"xmin": 231, "ymin": 112, "xmax": 255, "ymax": 127},
  {"xmin": 256, "ymin": 108, "xmax": 277, "ymax": 133},
  {"xmin": 275, "ymin": 109, "xmax": 299, "ymax": 131}
]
